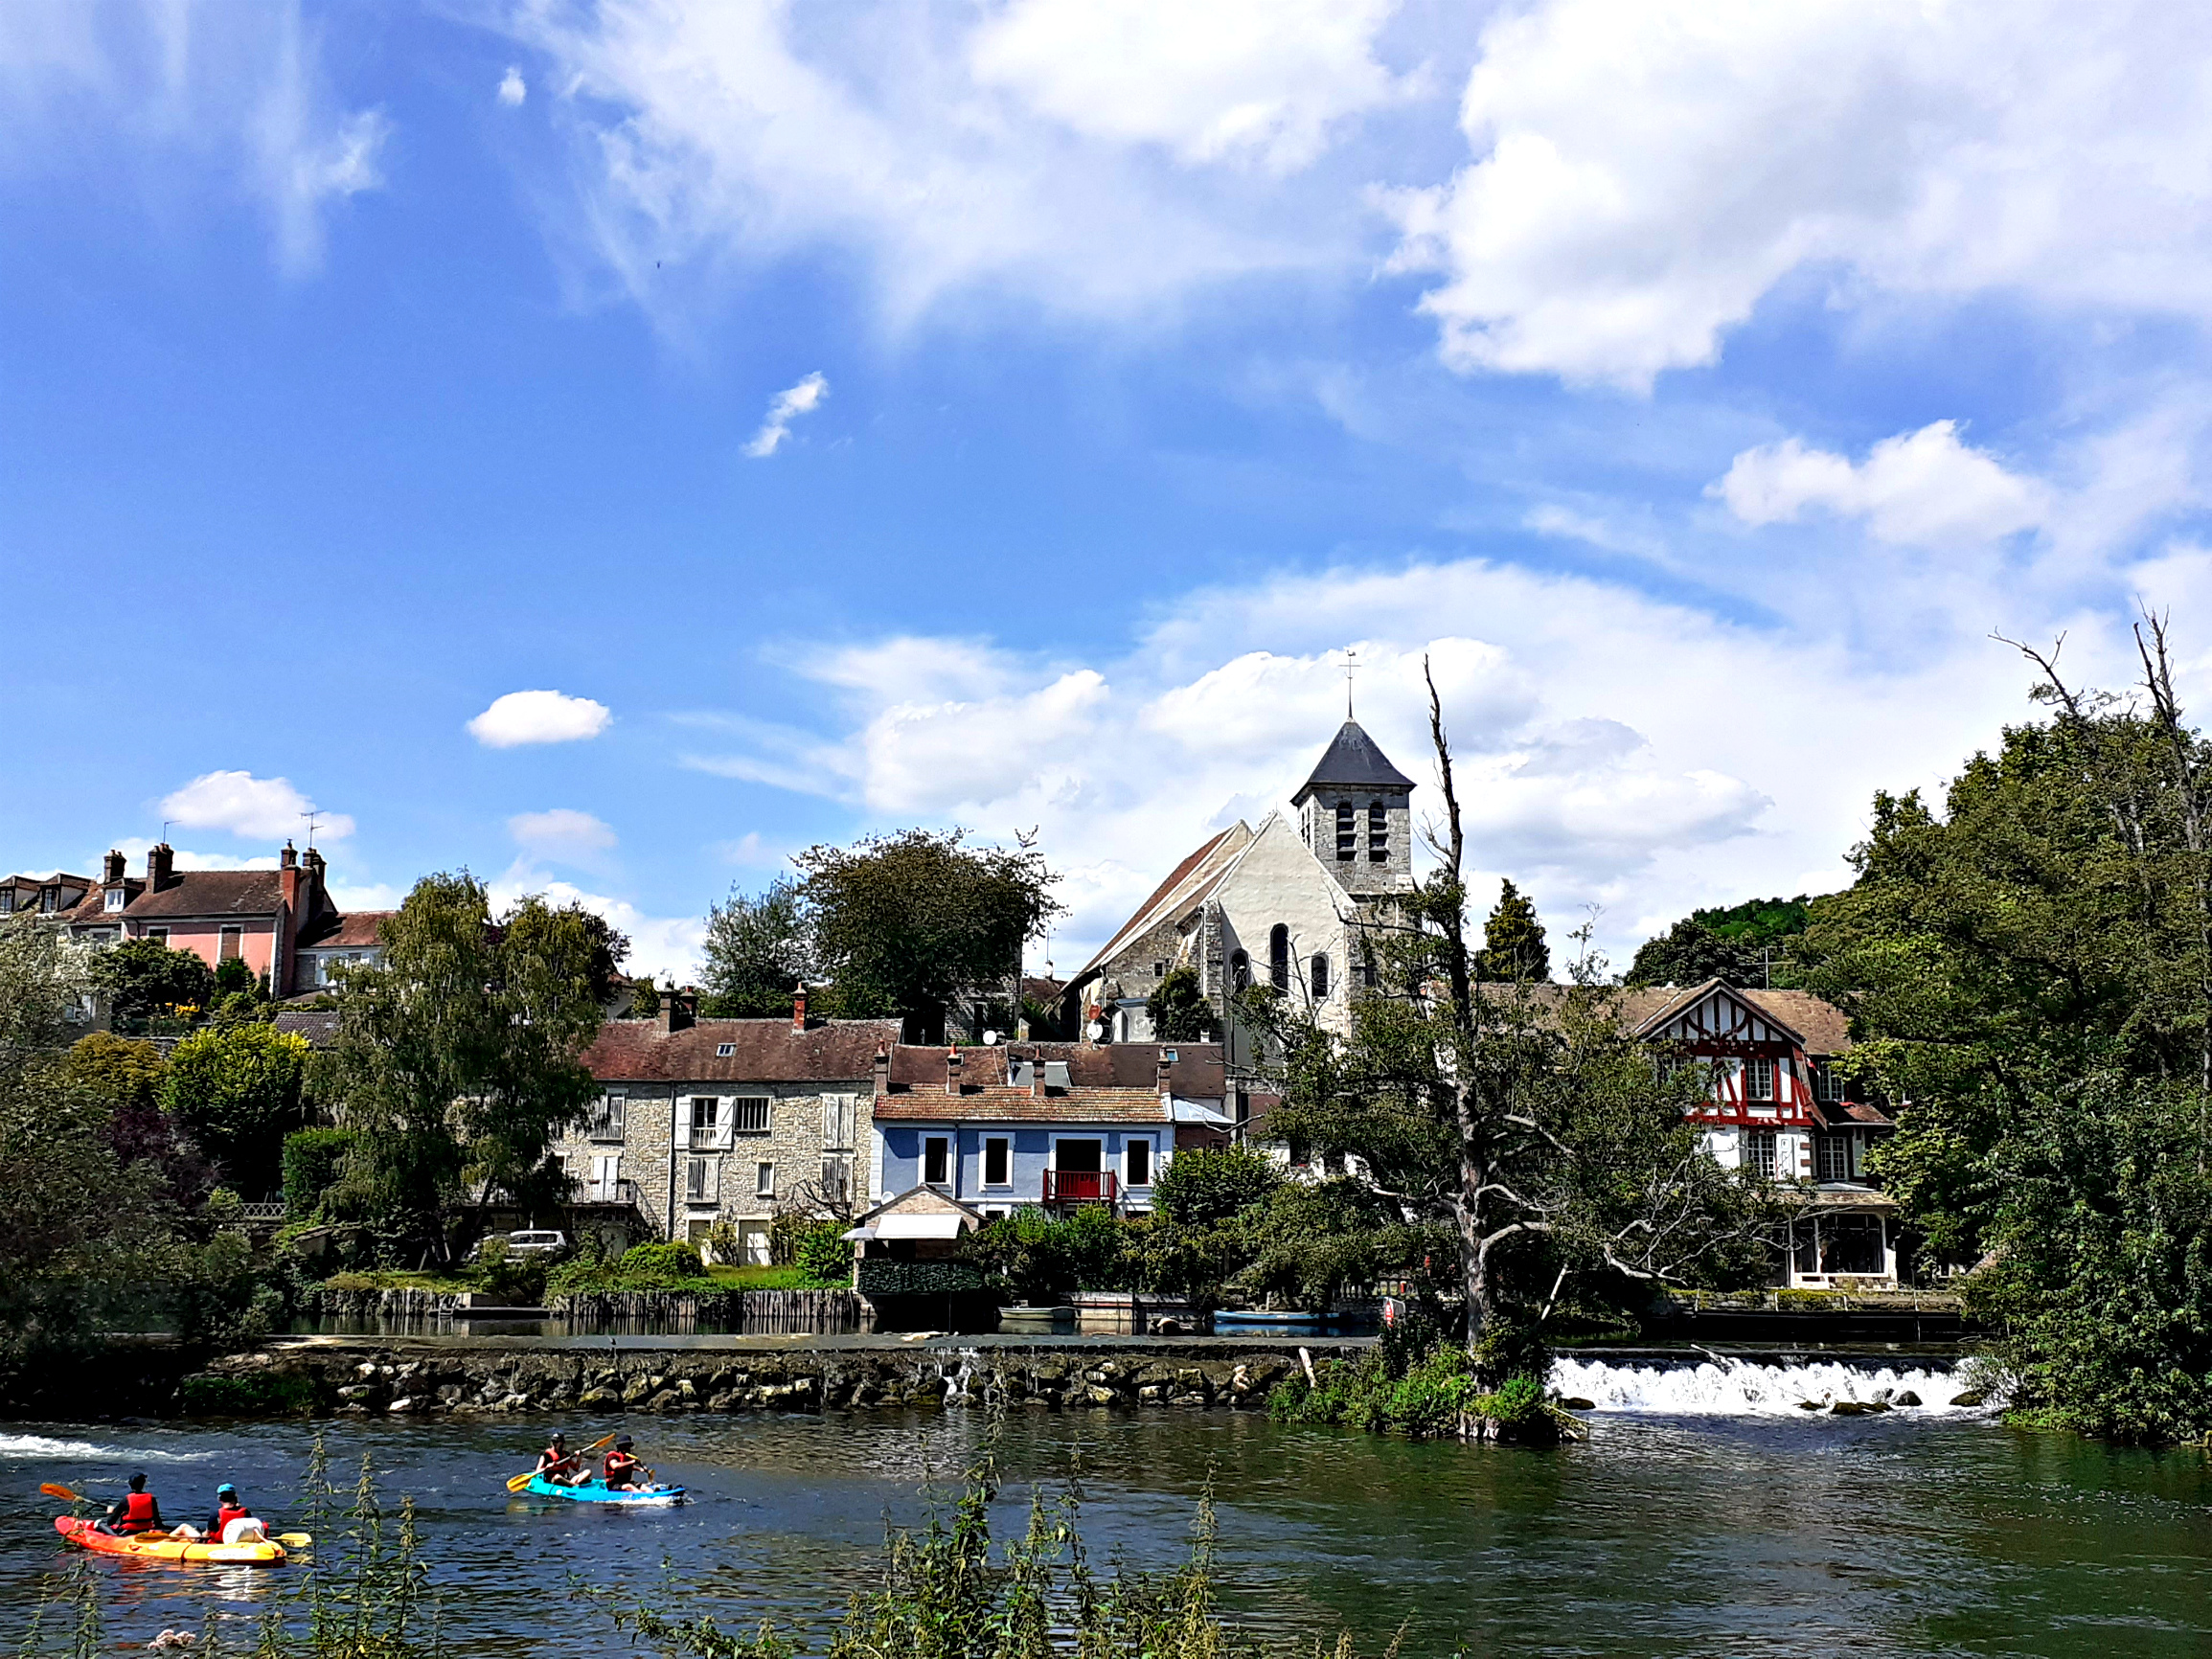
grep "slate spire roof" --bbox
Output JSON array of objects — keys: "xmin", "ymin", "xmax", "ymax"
[{"xmin": 1293, "ymin": 719, "xmax": 1414, "ymax": 799}]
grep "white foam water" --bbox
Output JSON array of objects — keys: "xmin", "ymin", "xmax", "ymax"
[
  {"xmin": 0, "ymin": 1432, "xmax": 211, "ymax": 1463},
  {"xmin": 1549, "ymin": 1356, "xmax": 1971, "ymax": 1417}
]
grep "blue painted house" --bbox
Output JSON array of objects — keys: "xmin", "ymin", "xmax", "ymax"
[{"xmin": 871, "ymin": 1042, "xmax": 1227, "ymax": 1218}]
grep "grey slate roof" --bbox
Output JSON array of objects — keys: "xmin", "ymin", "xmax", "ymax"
[{"xmin": 1292, "ymin": 720, "xmax": 1414, "ymax": 797}]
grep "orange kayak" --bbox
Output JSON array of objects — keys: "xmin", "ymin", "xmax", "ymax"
[{"xmin": 54, "ymin": 1515, "xmax": 287, "ymax": 1566}]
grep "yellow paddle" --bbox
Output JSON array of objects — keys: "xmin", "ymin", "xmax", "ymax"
[{"xmin": 507, "ymin": 1433, "xmax": 614, "ymax": 1492}]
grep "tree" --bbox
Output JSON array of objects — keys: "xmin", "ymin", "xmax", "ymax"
[
  {"xmin": 96, "ymin": 937, "xmax": 215, "ymax": 1024},
  {"xmin": 699, "ymin": 876, "xmax": 810, "ymax": 1016},
  {"xmin": 60, "ymin": 1033, "xmax": 211, "ymax": 1208},
  {"xmin": 1145, "ymin": 965, "xmax": 1214, "ymax": 1042},
  {"xmin": 577, "ymin": 912, "xmax": 632, "ymax": 1005},
  {"xmin": 629, "ymin": 977, "xmax": 661, "ymax": 1019},
  {"xmin": 795, "ymin": 829, "xmax": 1061, "ymax": 1042},
  {"xmin": 1793, "ymin": 619, "xmax": 2212, "ymax": 1441},
  {"xmin": 321, "ymin": 875, "xmax": 606, "ymax": 1261},
  {"xmin": 162, "ymin": 1023, "xmax": 312, "ymax": 1196},
  {"xmin": 1149, "ymin": 1145, "xmax": 1283, "ymax": 1226},
  {"xmin": 1475, "ymin": 879, "xmax": 1551, "ymax": 983},
  {"xmin": 1626, "ymin": 896, "xmax": 1812, "ymax": 988},
  {"xmin": 1256, "ymin": 661, "xmax": 1786, "ymax": 1383}
]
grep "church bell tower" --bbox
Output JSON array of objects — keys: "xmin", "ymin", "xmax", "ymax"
[{"xmin": 1290, "ymin": 718, "xmax": 1415, "ymax": 899}]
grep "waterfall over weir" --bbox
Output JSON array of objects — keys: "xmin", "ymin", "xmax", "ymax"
[{"xmin": 1549, "ymin": 1354, "xmax": 1971, "ymax": 1417}]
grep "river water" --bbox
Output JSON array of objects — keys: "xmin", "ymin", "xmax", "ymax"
[{"xmin": 4, "ymin": 1359, "xmax": 2208, "ymax": 1657}]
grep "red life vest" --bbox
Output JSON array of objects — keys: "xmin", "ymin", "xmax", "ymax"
[
  {"xmin": 120, "ymin": 1492, "xmax": 157, "ymax": 1534},
  {"xmin": 217, "ymin": 1504, "xmax": 251, "ymax": 1532}
]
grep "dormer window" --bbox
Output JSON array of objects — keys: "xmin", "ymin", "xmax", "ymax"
[
  {"xmin": 716, "ymin": 1043, "xmax": 736, "ymax": 1057},
  {"xmin": 39, "ymin": 888, "xmax": 58, "ymax": 913},
  {"xmin": 104, "ymin": 888, "xmax": 125, "ymax": 912}
]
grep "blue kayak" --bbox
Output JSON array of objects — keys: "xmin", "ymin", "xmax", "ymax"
[{"xmin": 522, "ymin": 1475, "xmax": 686, "ymax": 1507}]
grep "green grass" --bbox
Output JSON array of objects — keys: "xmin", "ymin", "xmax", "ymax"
[
  {"xmin": 322, "ymin": 1269, "xmax": 476, "ymax": 1292},
  {"xmin": 706, "ymin": 1263, "xmax": 814, "ymax": 1289}
]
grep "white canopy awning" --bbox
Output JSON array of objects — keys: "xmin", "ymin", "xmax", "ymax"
[
  {"xmin": 876, "ymin": 1214, "xmax": 969, "ymax": 1239},
  {"xmin": 839, "ymin": 1225, "xmax": 878, "ymax": 1241}
]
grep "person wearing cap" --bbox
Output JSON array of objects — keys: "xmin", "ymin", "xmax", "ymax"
[
  {"xmin": 601, "ymin": 1436, "xmax": 642, "ymax": 1489},
  {"xmin": 99, "ymin": 1471, "xmax": 162, "ymax": 1535},
  {"xmin": 536, "ymin": 1433, "xmax": 587, "ymax": 1487},
  {"xmin": 203, "ymin": 1484, "xmax": 263, "ymax": 1543}
]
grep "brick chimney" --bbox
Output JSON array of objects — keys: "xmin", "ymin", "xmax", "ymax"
[
  {"xmin": 945, "ymin": 1048, "xmax": 963, "ymax": 1096},
  {"xmin": 1029, "ymin": 1054, "xmax": 1043, "ymax": 1098},
  {"xmin": 147, "ymin": 843, "xmax": 174, "ymax": 891},
  {"xmin": 102, "ymin": 850, "xmax": 125, "ymax": 885},
  {"xmin": 280, "ymin": 841, "xmax": 300, "ymax": 913},
  {"xmin": 792, "ymin": 987, "xmax": 809, "ymax": 1032},
  {"xmin": 658, "ymin": 990, "xmax": 695, "ymax": 1034},
  {"xmin": 873, "ymin": 1040, "xmax": 891, "ymax": 1098},
  {"xmin": 1156, "ymin": 1047, "xmax": 1178, "ymax": 1099}
]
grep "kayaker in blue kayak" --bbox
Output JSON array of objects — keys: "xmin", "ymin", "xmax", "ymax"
[
  {"xmin": 536, "ymin": 1434, "xmax": 588, "ymax": 1487},
  {"xmin": 601, "ymin": 1436, "xmax": 642, "ymax": 1489}
]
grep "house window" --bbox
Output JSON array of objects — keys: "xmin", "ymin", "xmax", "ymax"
[
  {"xmin": 1746, "ymin": 1129, "xmax": 1777, "ymax": 1178},
  {"xmin": 685, "ymin": 1156, "xmax": 718, "ymax": 1203},
  {"xmin": 218, "ymin": 926, "xmax": 244, "ymax": 962},
  {"xmin": 588, "ymin": 1095, "xmax": 627, "ymax": 1140},
  {"xmin": 820, "ymin": 1154, "xmax": 852, "ymax": 1205},
  {"xmin": 1230, "ymin": 950, "xmax": 1250, "ymax": 991},
  {"xmin": 146, "ymin": 927, "xmax": 169, "ymax": 945},
  {"xmin": 104, "ymin": 888, "xmax": 125, "ymax": 912},
  {"xmin": 1125, "ymin": 1138, "xmax": 1152, "ymax": 1187},
  {"xmin": 689, "ymin": 1096, "xmax": 720, "ymax": 1148},
  {"xmin": 984, "ymin": 1136, "xmax": 1011, "ymax": 1187},
  {"xmin": 822, "ymin": 1094, "xmax": 855, "ymax": 1148},
  {"xmin": 1334, "ymin": 803, "xmax": 1356, "ymax": 860},
  {"xmin": 731, "ymin": 1097, "xmax": 771, "ymax": 1134},
  {"xmin": 0, "ymin": 890, "xmax": 11, "ymax": 913},
  {"xmin": 924, "ymin": 1136, "xmax": 950, "ymax": 1186},
  {"xmin": 1311, "ymin": 953, "xmax": 1330, "ymax": 999},
  {"xmin": 1269, "ymin": 925, "xmax": 1290, "ymax": 991},
  {"xmin": 39, "ymin": 888, "xmax": 58, "ymax": 913},
  {"xmin": 1745, "ymin": 1057, "xmax": 1776, "ymax": 1102},
  {"xmin": 717, "ymin": 1043, "xmax": 736, "ymax": 1057},
  {"xmin": 1813, "ymin": 1060, "xmax": 1846, "ymax": 1102},
  {"xmin": 1152, "ymin": 960, "xmax": 1166, "ymax": 977},
  {"xmin": 1368, "ymin": 802, "xmax": 1389, "ymax": 861},
  {"xmin": 756, "ymin": 1161, "xmax": 775, "ymax": 1198},
  {"xmin": 1816, "ymin": 1133, "xmax": 1853, "ymax": 1182}
]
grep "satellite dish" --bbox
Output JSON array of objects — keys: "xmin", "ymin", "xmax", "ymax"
[{"xmin": 983, "ymin": 1030, "xmax": 999, "ymax": 1045}]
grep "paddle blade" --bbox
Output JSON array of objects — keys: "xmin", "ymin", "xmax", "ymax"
[
  {"xmin": 276, "ymin": 1533, "xmax": 312, "ymax": 1549},
  {"xmin": 582, "ymin": 1433, "xmax": 616, "ymax": 1454},
  {"xmin": 506, "ymin": 1472, "xmax": 537, "ymax": 1492},
  {"xmin": 39, "ymin": 1483, "xmax": 82, "ymax": 1504}
]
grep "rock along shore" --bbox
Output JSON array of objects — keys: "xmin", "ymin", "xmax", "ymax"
[{"xmin": 184, "ymin": 1336, "xmax": 1368, "ymax": 1419}]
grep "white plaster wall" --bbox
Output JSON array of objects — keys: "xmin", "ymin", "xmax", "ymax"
[
  {"xmin": 1214, "ymin": 812, "xmax": 1357, "ymax": 1036},
  {"xmin": 1699, "ymin": 1126, "xmax": 1742, "ymax": 1169}
]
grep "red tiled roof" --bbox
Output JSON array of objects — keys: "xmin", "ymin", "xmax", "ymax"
[
  {"xmin": 126, "ymin": 870, "xmax": 286, "ymax": 920},
  {"xmin": 296, "ymin": 911, "xmax": 392, "ymax": 949},
  {"xmin": 582, "ymin": 1017, "xmax": 903, "ymax": 1083},
  {"xmin": 1810, "ymin": 1100, "xmax": 1893, "ymax": 1128},
  {"xmin": 888, "ymin": 1041, "xmax": 1225, "ymax": 1099},
  {"xmin": 873, "ymin": 1084, "xmax": 1167, "ymax": 1123}
]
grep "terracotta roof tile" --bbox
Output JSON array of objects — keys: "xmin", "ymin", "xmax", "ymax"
[
  {"xmin": 296, "ymin": 911, "xmax": 393, "ymax": 949},
  {"xmin": 873, "ymin": 1084, "xmax": 1167, "ymax": 1123},
  {"xmin": 127, "ymin": 870, "xmax": 286, "ymax": 920},
  {"xmin": 583, "ymin": 1017, "xmax": 902, "ymax": 1083}
]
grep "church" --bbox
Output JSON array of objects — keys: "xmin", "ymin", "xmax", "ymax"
[{"xmin": 1058, "ymin": 716, "xmax": 1418, "ymax": 1061}]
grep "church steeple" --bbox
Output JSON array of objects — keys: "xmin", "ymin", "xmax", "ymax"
[{"xmin": 1291, "ymin": 719, "xmax": 1414, "ymax": 896}]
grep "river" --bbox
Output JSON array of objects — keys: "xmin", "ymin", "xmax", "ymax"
[{"xmin": 4, "ymin": 1358, "xmax": 2208, "ymax": 1657}]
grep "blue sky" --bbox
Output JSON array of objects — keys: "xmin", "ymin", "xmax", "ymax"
[{"xmin": 7, "ymin": 0, "xmax": 2212, "ymax": 981}]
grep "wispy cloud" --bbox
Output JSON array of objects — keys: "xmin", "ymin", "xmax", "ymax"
[{"xmin": 744, "ymin": 372, "xmax": 830, "ymax": 459}]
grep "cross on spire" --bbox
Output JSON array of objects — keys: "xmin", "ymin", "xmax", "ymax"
[{"xmin": 1341, "ymin": 645, "xmax": 1359, "ymax": 719}]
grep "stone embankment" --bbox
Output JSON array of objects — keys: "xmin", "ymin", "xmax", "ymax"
[{"xmin": 188, "ymin": 1340, "xmax": 1343, "ymax": 1419}]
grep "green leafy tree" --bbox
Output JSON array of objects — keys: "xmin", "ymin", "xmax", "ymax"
[
  {"xmin": 1256, "ymin": 662, "xmax": 1787, "ymax": 1384},
  {"xmin": 1144, "ymin": 965, "xmax": 1215, "ymax": 1042},
  {"xmin": 321, "ymin": 874, "xmax": 606, "ymax": 1261},
  {"xmin": 282, "ymin": 1126, "xmax": 355, "ymax": 1217},
  {"xmin": 1795, "ymin": 621, "xmax": 2212, "ymax": 1441},
  {"xmin": 162, "ymin": 1023, "xmax": 312, "ymax": 1196},
  {"xmin": 96, "ymin": 936, "xmax": 215, "ymax": 1024},
  {"xmin": 1474, "ymin": 878, "xmax": 1551, "ymax": 982},
  {"xmin": 629, "ymin": 977, "xmax": 661, "ymax": 1019},
  {"xmin": 796, "ymin": 829, "xmax": 1061, "ymax": 1041},
  {"xmin": 699, "ymin": 876, "xmax": 810, "ymax": 1016},
  {"xmin": 1626, "ymin": 896, "xmax": 1812, "ymax": 988},
  {"xmin": 212, "ymin": 954, "xmax": 263, "ymax": 1002},
  {"xmin": 1149, "ymin": 1145, "xmax": 1282, "ymax": 1225}
]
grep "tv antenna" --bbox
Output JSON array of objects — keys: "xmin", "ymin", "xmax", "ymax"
[{"xmin": 301, "ymin": 810, "xmax": 322, "ymax": 850}]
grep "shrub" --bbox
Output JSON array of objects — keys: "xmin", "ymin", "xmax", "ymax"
[
  {"xmin": 178, "ymin": 1369, "xmax": 317, "ymax": 1416},
  {"xmin": 547, "ymin": 1240, "xmax": 718, "ymax": 1294},
  {"xmin": 795, "ymin": 1219, "xmax": 853, "ymax": 1286},
  {"xmin": 1270, "ymin": 1338, "xmax": 1558, "ymax": 1443},
  {"xmin": 283, "ymin": 1127, "xmax": 354, "ymax": 1217},
  {"xmin": 1149, "ymin": 1145, "xmax": 1282, "ymax": 1225},
  {"xmin": 967, "ymin": 1204, "xmax": 1133, "ymax": 1302}
]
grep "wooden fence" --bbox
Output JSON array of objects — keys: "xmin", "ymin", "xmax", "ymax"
[{"xmin": 550, "ymin": 1288, "xmax": 861, "ymax": 1335}]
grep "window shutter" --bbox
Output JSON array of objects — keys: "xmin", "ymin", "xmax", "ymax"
[{"xmin": 712, "ymin": 1106, "xmax": 735, "ymax": 1150}]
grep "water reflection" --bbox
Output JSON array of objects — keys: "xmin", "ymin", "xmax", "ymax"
[{"xmin": 4, "ymin": 1410, "xmax": 2208, "ymax": 1657}]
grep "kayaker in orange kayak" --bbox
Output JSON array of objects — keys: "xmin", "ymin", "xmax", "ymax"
[
  {"xmin": 172, "ymin": 1483, "xmax": 266, "ymax": 1544},
  {"xmin": 97, "ymin": 1472, "xmax": 162, "ymax": 1536}
]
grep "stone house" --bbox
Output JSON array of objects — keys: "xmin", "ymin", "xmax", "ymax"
[{"xmin": 559, "ymin": 993, "xmax": 900, "ymax": 1262}]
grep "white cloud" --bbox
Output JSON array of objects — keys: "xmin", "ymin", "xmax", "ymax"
[
  {"xmin": 467, "ymin": 690, "xmax": 614, "ymax": 747},
  {"xmin": 969, "ymin": 0, "xmax": 1409, "ymax": 173},
  {"xmin": 744, "ymin": 372, "xmax": 829, "ymax": 459},
  {"xmin": 158, "ymin": 771, "xmax": 355, "ymax": 843},
  {"xmin": 488, "ymin": 866, "xmax": 707, "ymax": 986},
  {"xmin": 498, "ymin": 66, "xmax": 527, "ymax": 107},
  {"xmin": 509, "ymin": 807, "xmax": 619, "ymax": 858},
  {"xmin": 0, "ymin": 1, "xmax": 389, "ymax": 277},
  {"xmin": 1714, "ymin": 420, "xmax": 2051, "ymax": 549},
  {"xmin": 1386, "ymin": 0, "xmax": 2212, "ymax": 387}
]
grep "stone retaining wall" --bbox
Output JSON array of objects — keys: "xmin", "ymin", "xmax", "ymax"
[{"xmin": 190, "ymin": 1342, "xmax": 1329, "ymax": 1419}]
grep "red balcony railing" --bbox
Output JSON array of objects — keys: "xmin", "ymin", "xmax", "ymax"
[{"xmin": 1043, "ymin": 1170, "xmax": 1119, "ymax": 1207}]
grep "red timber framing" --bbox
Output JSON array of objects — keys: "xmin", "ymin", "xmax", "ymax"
[{"xmin": 1632, "ymin": 981, "xmax": 1813, "ymax": 1130}]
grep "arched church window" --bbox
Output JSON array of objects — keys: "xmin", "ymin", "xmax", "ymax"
[
  {"xmin": 1230, "ymin": 950, "xmax": 1250, "ymax": 991},
  {"xmin": 1368, "ymin": 802, "xmax": 1389, "ymax": 861},
  {"xmin": 1268, "ymin": 925, "xmax": 1290, "ymax": 991},
  {"xmin": 1334, "ymin": 803, "xmax": 1355, "ymax": 860},
  {"xmin": 1311, "ymin": 953, "xmax": 1330, "ymax": 999}
]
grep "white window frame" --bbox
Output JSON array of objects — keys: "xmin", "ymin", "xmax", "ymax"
[
  {"xmin": 716, "ymin": 1043, "xmax": 736, "ymax": 1057},
  {"xmin": 103, "ymin": 888, "xmax": 125, "ymax": 912},
  {"xmin": 1745, "ymin": 1057, "xmax": 1776, "ymax": 1102},
  {"xmin": 923, "ymin": 1135, "xmax": 951, "ymax": 1186},
  {"xmin": 730, "ymin": 1095, "xmax": 770, "ymax": 1135},
  {"xmin": 822, "ymin": 1094, "xmax": 855, "ymax": 1148},
  {"xmin": 1123, "ymin": 1136, "xmax": 1155, "ymax": 1189},
  {"xmin": 685, "ymin": 1155, "xmax": 718, "ymax": 1203},
  {"xmin": 756, "ymin": 1160, "xmax": 775, "ymax": 1199},
  {"xmin": 589, "ymin": 1094, "xmax": 627, "ymax": 1141},
  {"xmin": 983, "ymin": 1135, "xmax": 1012, "ymax": 1188}
]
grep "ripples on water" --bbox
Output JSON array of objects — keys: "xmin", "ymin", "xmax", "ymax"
[{"xmin": 4, "ymin": 1372, "xmax": 2208, "ymax": 1658}]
